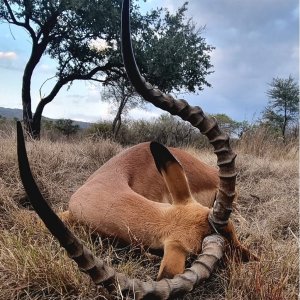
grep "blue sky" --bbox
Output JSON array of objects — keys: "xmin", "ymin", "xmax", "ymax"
[{"xmin": 0, "ymin": 0, "xmax": 298, "ymax": 123}]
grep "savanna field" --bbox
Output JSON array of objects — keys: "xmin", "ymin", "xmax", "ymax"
[{"xmin": 0, "ymin": 122, "xmax": 298, "ymax": 300}]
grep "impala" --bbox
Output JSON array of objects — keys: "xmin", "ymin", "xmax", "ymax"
[{"xmin": 17, "ymin": 0, "xmax": 257, "ymax": 298}]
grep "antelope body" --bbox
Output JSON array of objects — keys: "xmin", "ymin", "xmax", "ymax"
[
  {"xmin": 67, "ymin": 142, "xmax": 220, "ymax": 278},
  {"xmin": 68, "ymin": 142, "xmax": 218, "ymax": 236},
  {"xmin": 62, "ymin": 141, "xmax": 251, "ymax": 280}
]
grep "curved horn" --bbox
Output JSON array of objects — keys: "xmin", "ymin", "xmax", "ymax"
[
  {"xmin": 17, "ymin": 121, "xmax": 224, "ymax": 299},
  {"xmin": 121, "ymin": 0, "xmax": 236, "ymax": 228}
]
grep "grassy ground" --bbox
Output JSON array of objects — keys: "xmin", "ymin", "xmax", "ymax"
[{"xmin": 0, "ymin": 124, "xmax": 298, "ymax": 299}]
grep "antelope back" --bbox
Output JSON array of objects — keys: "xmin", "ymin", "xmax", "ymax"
[{"xmin": 70, "ymin": 142, "xmax": 218, "ymax": 207}]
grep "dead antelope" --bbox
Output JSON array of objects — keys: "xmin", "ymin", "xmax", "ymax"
[{"xmin": 17, "ymin": 0, "xmax": 257, "ymax": 298}]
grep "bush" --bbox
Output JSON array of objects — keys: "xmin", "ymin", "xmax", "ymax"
[
  {"xmin": 53, "ymin": 119, "xmax": 80, "ymax": 137},
  {"xmin": 86, "ymin": 114, "xmax": 208, "ymax": 148},
  {"xmin": 86, "ymin": 121, "xmax": 114, "ymax": 140}
]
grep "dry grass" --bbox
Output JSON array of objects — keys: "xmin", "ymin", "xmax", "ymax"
[{"xmin": 0, "ymin": 124, "xmax": 298, "ymax": 299}]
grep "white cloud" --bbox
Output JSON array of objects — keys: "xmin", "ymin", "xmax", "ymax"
[
  {"xmin": 87, "ymin": 82, "xmax": 102, "ymax": 97},
  {"xmin": 0, "ymin": 51, "xmax": 17, "ymax": 60},
  {"xmin": 129, "ymin": 107, "xmax": 161, "ymax": 120},
  {"xmin": 89, "ymin": 38, "xmax": 110, "ymax": 52},
  {"xmin": 38, "ymin": 64, "xmax": 54, "ymax": 72},
  {"xmin": 163, "ymin": 0, "xmax": 177, "ymax": 13}
]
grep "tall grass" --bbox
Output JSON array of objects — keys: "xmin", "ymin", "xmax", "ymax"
[
  {"xmin": 237, "ymin": 126, "xmax": 298, "ymax": 160},
  {"xmin": 0, "ymin": 123, "xmax": 298, "ymax": 299}
]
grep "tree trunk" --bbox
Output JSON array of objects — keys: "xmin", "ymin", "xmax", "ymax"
[
  {"xmin": 282, "ymin": 100, "xmax": 288, "ymax": 142},
  {"xmin": 112, "ymin": 96, "xmax": 128, "ymax": 138},
  {"xmin": 112, "ymin": 111, "xmax": 122, "ymax": 137},
  {"xmin": 31, "ymin": 101, "xmax": 47, "ymax": 139},
  {"xmin": 22, "ymin": 57, "xmax": 35, "ymax": 137},
  {"xmin": 115, "ymin": 118, "xmax": 122, "ymax": 137},
  {"xmin": 19, "ymin": 14, "xmax": 58, "ymax": 139},
  {"xmin": 21, "ymin": 40, "xmax": 48, "ymax": 139}
]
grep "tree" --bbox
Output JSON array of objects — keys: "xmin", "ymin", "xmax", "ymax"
[
  {"xmin": 0, "ymin": 0, "xmax": 213, "ymax": 138},
  {"xmin": 54, "ymin": 119, "xmax": 79, "ymax": 137},
  {"xmin": 0, "ymin": 0, "xmax": 129, "ymax": 138},
  {"xmin": 211, "ymin": 113, "xmax": 249, "ymax": 138},
  {"xmin": 102, "ymin": 2, "xmax": 214, "ymax": 135},
  {"xmin": 262, "ymin": 76, "xmax": 299, "ymax": 140},
  {"xmin": 101, "ymin": 77, "xmax": 142, "ymax": 137}
]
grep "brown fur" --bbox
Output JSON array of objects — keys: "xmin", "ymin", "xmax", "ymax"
[{"xmin": 64, "ymin": 142, "xmax": 255, "ymax": 279}]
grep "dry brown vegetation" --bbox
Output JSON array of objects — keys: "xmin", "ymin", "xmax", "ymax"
[{"xmin": 0, "ymin": 123, "xmax": 298, "ymax": 299}]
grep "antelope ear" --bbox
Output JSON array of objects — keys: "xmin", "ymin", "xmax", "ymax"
[{"xmin": 150, "ymin": 142, "xmax": 193, "ymax": 205}]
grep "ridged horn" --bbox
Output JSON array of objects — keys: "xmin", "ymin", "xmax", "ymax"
[
  {"xmin": 121, "ymin": 0, "xmax": 236, "ymax": 228},
  {"xmin": 16, "ymin": 121, "xmax": 225, "ymax": 299}
]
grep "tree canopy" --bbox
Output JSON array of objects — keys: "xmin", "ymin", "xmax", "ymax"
[
  {"xmin": 0, "ymin": 0, "xmax": 214, "ymax": 138},
  {"xmin": 134, "ymin": 2, "xmax": 214, "ymax": 93},
  {"xmin": 211, "ymin": 113, "xmax": 250, "ymax": 138}
]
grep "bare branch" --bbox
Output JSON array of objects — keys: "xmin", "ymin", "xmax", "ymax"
[
  {"xmin": 3, "ymin": 0, "xmax": 37, "ymax": 42},
  {"xmin": 38, "ymin": 64, "xmax": 113, "ymax": 108},
  {"xmin": 89, "ymin": 78, "xmax": 106, "ymax": 83},
  {"xmin": 39, "ymin": 76, "xmax": 56, "ymax": 99},
  {"xmin": 3, "ymin": 0, "xmax": 25, "ymax": 26}
]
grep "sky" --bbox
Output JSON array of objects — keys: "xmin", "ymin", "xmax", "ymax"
[{"xmin": 0, "ymin": 0, "xmax": 298, "ymax": 123}]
